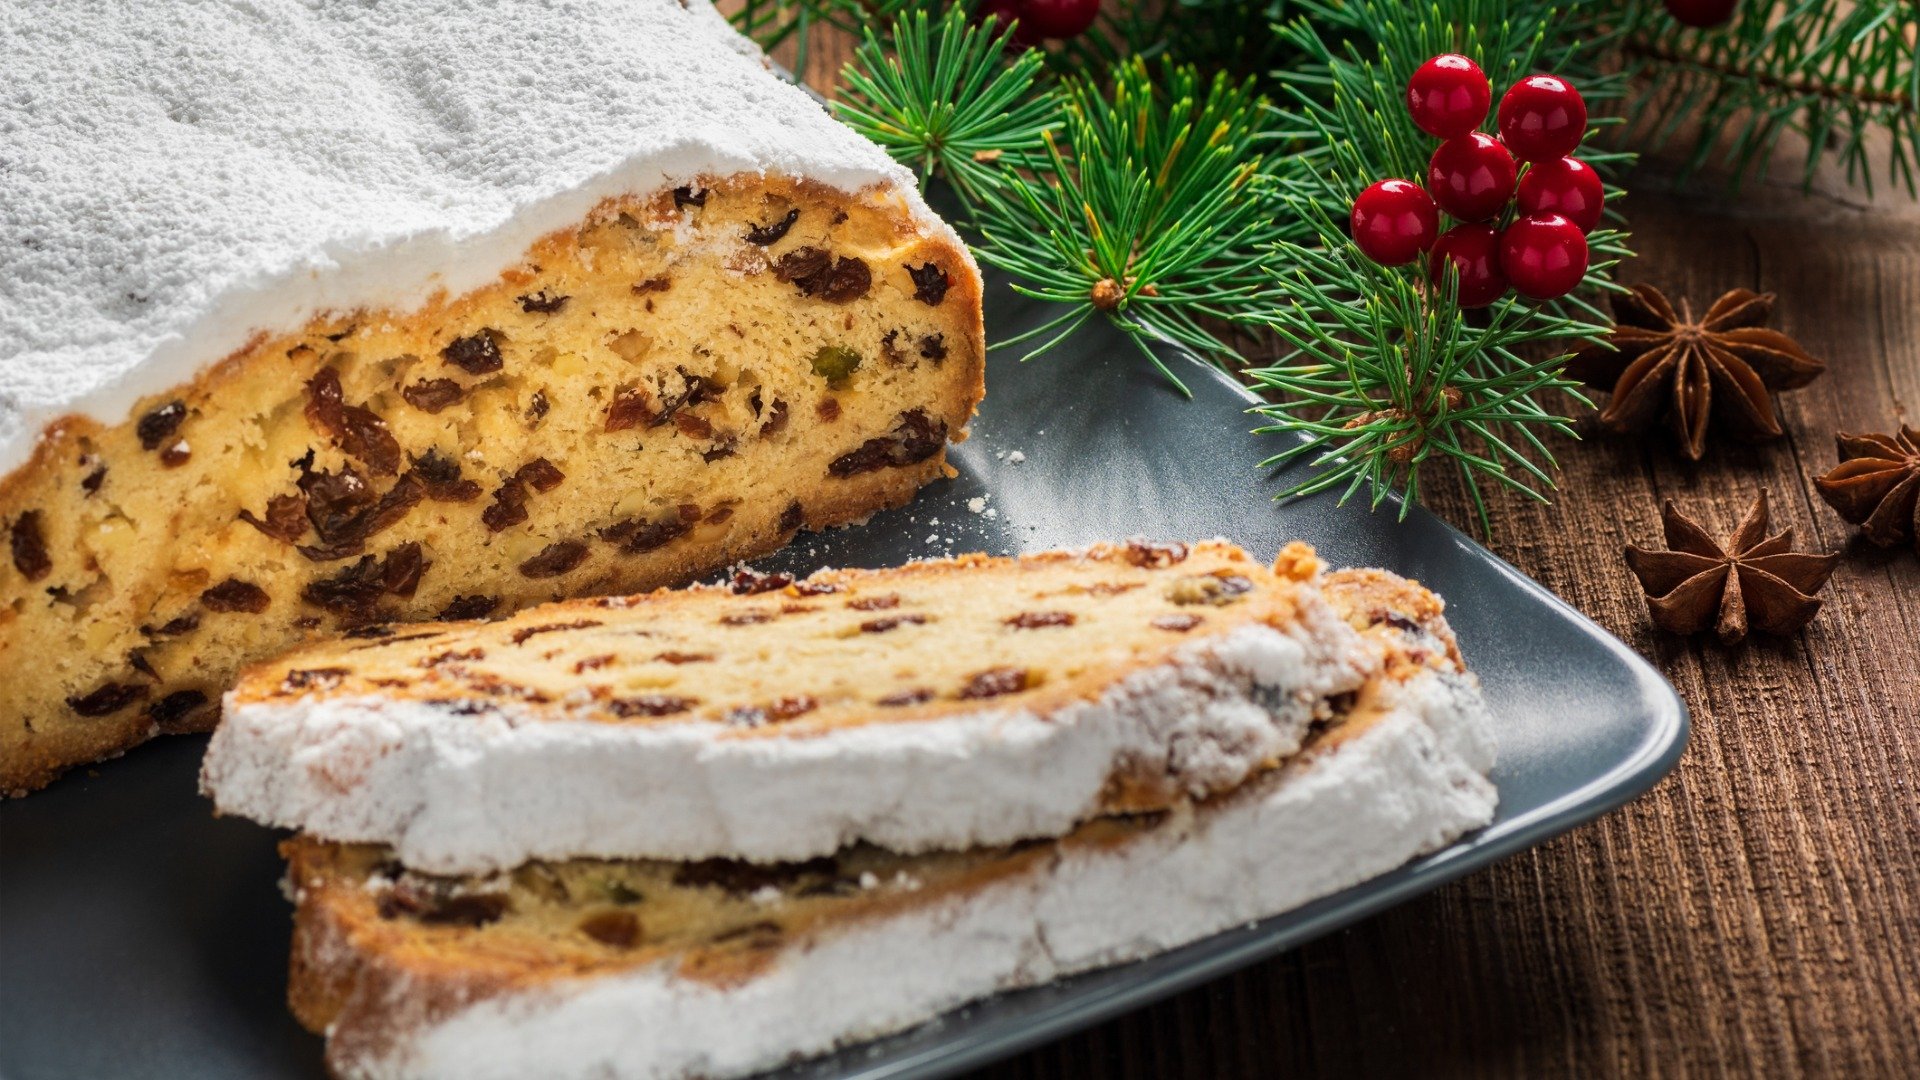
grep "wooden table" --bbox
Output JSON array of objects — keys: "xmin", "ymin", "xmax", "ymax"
[
  {"xmin": 785, "ymin": 32, "xmax": 1920, "ymax": 1077},
  {"xmin": 977, "ymin": 177, "xmax": 1920, "ymax": 1078}
]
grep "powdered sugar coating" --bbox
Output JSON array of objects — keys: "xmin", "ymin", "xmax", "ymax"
[
  {"xmin": 315, "ymin": 668, "xmax": 1497, "ymax": 1080},
  {"xmin": 0, "ymin": 0, "xmax": 948, "ymax": 475},
  {"xmin": 204, "ymin": 608, "xmax": 1375, "ymax": 872}
]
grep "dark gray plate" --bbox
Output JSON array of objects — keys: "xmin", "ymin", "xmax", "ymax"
[{"xmin": 0, "ymin": 282, "xmax": 1687, "ymax": 1080}]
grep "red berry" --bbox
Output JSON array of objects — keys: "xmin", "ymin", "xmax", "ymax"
[
  {"xmin": 1499, "ymin": 213, "xmax": 1589, "ymax": 300},
  {"xmin": 1017, "ymin": 0, "xmax": 1101, "ymax": 39},
  {"xmin": 1407, "ymin": 54, "xmax": 1492, "ymax": 139},
  {"xmin": 1428, "ymin": 224, "xmax": 1509, "ymax": 308},
  {"xmin": 1497, "ymin": 75, "xmax": 1588, "ymax": 163},
  {"xmin": 1517, "ymin": 157, "xmax": 1604, "ymax": 232},
  {"xmin": 1663, "ymin": 0, "xmax": 1737, "ymax": 27},
  {"xmin": 976, "ymin": 0, "xmax": 1038, "ymax": 44},
  {"xmin": 1427, "ymin": 132, "xmax": 1516, "ymax": 222},
  {"xmin": 1350, "ymin": 180, "xmax": 1439, "ymax": 266}
]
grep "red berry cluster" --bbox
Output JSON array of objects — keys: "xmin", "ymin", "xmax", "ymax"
[
  {"xmin": 1349, "ymin": 55, "xmax": 1604, "ymax": 307},
  {"xmin": 976, "ymin": 0, "xmax": 1100, "ymax": 44}
]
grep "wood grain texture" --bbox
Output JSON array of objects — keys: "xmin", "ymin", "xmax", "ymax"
[{"xmin": 783, "ymin": 21, "xmax": 1920, "ymax": 1077}]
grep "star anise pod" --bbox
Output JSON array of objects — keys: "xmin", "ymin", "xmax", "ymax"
[
  {"xmin": 1624, "ymin": 490, "xmax": 1839, "ymax": 644},
  {"xmin": 1567, "ymin": 285, "xmax": 1826, "ymax": 460},
  {"xmin": 1814, "ymin": 423, "xmax": 1920, "ymax": 554}
]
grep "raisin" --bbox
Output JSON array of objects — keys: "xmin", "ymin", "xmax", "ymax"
[
  {"xmin": 729, "ymin": 568, "xmax": 793, "ymax": 595},
  {"xmin": 519, "ymin": 540, "xmax": 588, "ymax": 579},
  {"xmin": 960, "ymin": 667, "xmax": 1029, "ymax": 700},
  {"xmin": 339, "ymin": 407, "xmax": 399, "ymax": 475},
  {"xmin": 1125, "ymin": 540, "xmax": 1190, "ymax": 568},
  {"xmin": 408, "ymin": 450, "xmax": 483, "ymax": 502},
  {"xmin": 148, "ymin": 690, "xmax": 209, "ymax": 727},
  {"xmin": 298, "ymin": 465, "xmax": 374, "ymax": 538},
  {"xmin": 383, "ymin": 542, "xmax": 427, "ymax": 597},
  {"xmin": 10, "ymin": 510, "xmax": 51, "ymax": 582},
  {"xmin": 282, "ymin": 667, "xmax": 351, "ymax": 691},
  {"xmin": 142, "ymin": 614, "xmax": 200, "ymax": 638},
  {"xmin": 527, "ymin": 390, "xmax": 550, "ymax": 423},
  {"xmin": 632, "ymin": 277, "xmax": 672, "ymax": 295},
  {"xmin": 773, "ymin": 247, "xmax": 871, "ymax": 303},
  {"xmin": 880, "ymin": 330, "xmax": 906, "ymax": 366},
  {"xmin": 757, "ymin": 398, "xmax": 790, "ymax": 438},
  {"xmin": 600, "ymin": 516, "xmax": 690, "ymax": 554},
  {"xmin": 240, "ymin": 493, "xmax": 309, "ymax": 544},
  {"xmin": 673, "ymin": 857, "xmax": 838, "ymax": 894},
  {"xmin": 1152, "ymin": 613, "xmax": 1205, "ymax": 632},
  {"xmin": 919, "ymin": 334, "xmax": 948, "ymax": 363},
  {"xmin": 725, "ymin": 695, "xmax": 818, "ymax": 727},
  {"xmin": 701, "ymin": 439, "xmax": 737, "ymax": 463},
  {"xmin": 1006, "ymin": 611, "xmax": 1075, "ymax": 629},
  {"xmin": 516, "ymin": 458, "xmax": 565, "ymax": 492},
  {"xmin": 878, "ymin": 688, "xmax": 934, "ymax": 707},
  {"xmin": 344, "ymin": 625, "xmax": 396, "ymax": 640},
  {"xmin": 159, "ymin": 440, "xmax": 192, "ymax": 468},
  {"xmin": 827, "ymin": 409, "xmax": 947, "ymax": 478},
  {"xmin": 303, "ymin": 368, "xmax": 346, "ymax": 436},
  {"xmin": 810, "ymin": 345, "xmax": 862, "ymax": 388},
  {"xmin": 423, "ymin": 648, "xmax": 486, "ymax": 668},
  {"xmin": 66, "ymin": 682, "xmax": 148, "ymax": 717},
  {"xmin": 605, "ymin": 385, "xmax": 656, "ymax": 432},
  {"xmin": 81, "ymin": 466, "xmax": 107, "ymax": 495},
  {"xmin": 519, "ymin": 291, "xmax": 569, "ymax": 314},
  {"xmin": 672, "ymin": 186, "xmax": 706, "ymax": 208},
  {"xmin": 721, "ymin": 612, "xmax": 772, "ymax": 626},
  {"xmin": 136, "ymin": 401, "xmax": 187, "ymax": 451},
  {"xmin": 442, "ymin": 332, "xmax": 503, "ymax": 374},
  {"xmin": 438, "ymin": 595, "xmax": 500, "ymax": 621},
  {"xmin": 847, "ymin": 594, "xmax": 899, "ymax": 611},
  {"xmin": 745, "ymin": 208, "xmax": 800, "ymax": 246},
  {"xmin": 792, "ymin": 580, "xmax": 839, "ymax": 596},
  {"xmin": 423, "ymin": 894, "xmax": 511, "ymax": 927},
  {"xmin": 607, "ymin": 694, "xmax": 698, "ymax": 718},
  {"xmin": 674, "ymin": 411, "xmax": 715, "ymax": 439},
  {"xmin": 298, "ymin": 474, "xmax": 423, "ymax": 560},
  {"xmin": 482, "ymin": 481, "xmax": 531, "ymax": 533},
  {"xmin": 510, "ymin": 619, "xmax": 602, "ymax": 645},
  {"xmin": 779, "ymin": 502, "xmax": 805, "ymax": 533},
  {"xmin": 655, "ymin": 651, "xmax": 714, "ymax": 664},
  {"xmin": 816, "ymin": 397, "xmax": 842, "ymax": 423},
  {"xmin": 403, "ymin": 379, "xmax": 466, "ymax": 413},
  {"xmin": 575, "ymin": 655, "xmax": 616, "ymax": 673},
  {"xmin": 579, "ymin": 910, "xmax": 642, "ymax": 949},
  {"xmin": 860, "ymin": 614, "xmax": 929, "ymax": 633},
  {"xmin": 301, "ymin": 556, "xmax": 392, "ymax": 616},
  {"xmin": 906, "ymin": 262, "xmax": 950, "ymax": 305},
  {"xmin": 654, "ymin": 369, "xmax": 718, "ymax": 426}
]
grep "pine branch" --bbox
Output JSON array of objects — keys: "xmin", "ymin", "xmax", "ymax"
[
  {"xmin": 1249, "ymin": 0, "xmax": 1634, "ymax": 530},
  {"xmin": 833, "ymin": 9, "xmax": 1061, "ymax": 203},
  {"xmin": 1606, "ymin": 0, "xmax": 1919, "ymax": 195},
  {"xmin": 965, "ymin": 58, "xmax": 1289, "ymax": 394}
]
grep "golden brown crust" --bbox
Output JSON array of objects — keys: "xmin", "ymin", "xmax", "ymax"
[{"xmin": 2, "ymin": 173, "xmax": 984, "ymax": 795}]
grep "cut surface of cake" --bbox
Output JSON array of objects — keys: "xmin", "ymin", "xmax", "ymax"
[
  {"xmin": 203, "ymin": 541, "xmax": 1379, "ymax": 871},
  {"xmin": 0, "ymin": 0, "xmax": 983, "ymax": 794},
  {"xmin": 280, "ymin": 568, "xmax": 1497, "ymax": 1080}
]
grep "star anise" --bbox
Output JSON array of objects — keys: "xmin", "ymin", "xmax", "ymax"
[
  {"xmin": 1567, "ymin": 285, "xmax": 1826, "ymax": 460},
  {"xmin": 1814, "ymin": 423, "xmax": 1920, "ymax": 554},
  {"xmin": 1624, "ymin": 490, "xmax": 1839, "ymax": 644}
]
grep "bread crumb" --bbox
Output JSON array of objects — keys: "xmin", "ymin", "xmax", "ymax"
[
  {"xmin": 966, "ymin": 496, "xmax": 987, "ymax": 514},
  {"xmin": 1007, "ymin": 451, "xmax": 1026, "ymax": 464}
]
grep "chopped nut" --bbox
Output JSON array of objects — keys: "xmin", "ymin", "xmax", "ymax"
[
  {"xmin": 1165, "ymin": 573, "xmax": 1254, "ymax": 607},
  {"xmin": 810, "ymin": 345, "xmax": 862, "ymax": 388},
  {"xmin": 1151, "ymin": 613, "xmax": 1205, "ymax": 632}
]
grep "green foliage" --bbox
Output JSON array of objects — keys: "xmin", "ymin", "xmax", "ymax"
[
  {"xmin": 965, "ymin": 59, "xmax": 1282, "ymax": 392},
  {"xmin": 835, "ymin": 10, "xmax": 1060, "ymax": 202},
  {"xmin": 1249, "ymin": 0, "xmax": 1634, "ymax": 526},
  {"xmin": 1606, "ymin": 0, "xmax": 1918, "ymax": 195}
]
